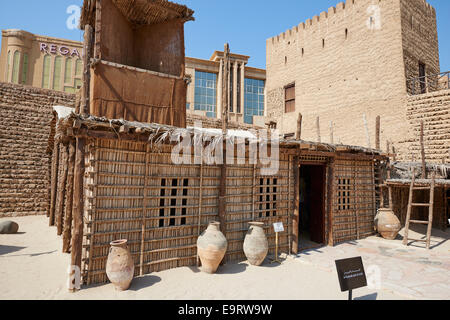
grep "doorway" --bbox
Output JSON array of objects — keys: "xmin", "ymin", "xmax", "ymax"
[{"xmin": 299, "ymin": 164, "xmax": 326, "ymax": 250}]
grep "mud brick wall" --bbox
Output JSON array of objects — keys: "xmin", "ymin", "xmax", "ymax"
[
  {"xmin": 186, "ymin": 114, "xmax": 261, "ymax": 130},
  {"xmin": 0, "ymin": 82, "xmax": 75, "ymax": 217},
  {"xmin": 398, "ymin": 89, "xmax": 450, "ymax": 162}
]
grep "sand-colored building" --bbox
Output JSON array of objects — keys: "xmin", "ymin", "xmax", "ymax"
[
  {"xmin": 0, "ymin": 29, "xmax": 266, "ymax": 126},
  {"xmin": 266, "ymin": 0, "xmax": 443, "ymax": 161},
  {"xmin": 0, "ymin": 29, "xmax": 83, "ymax": 93}
]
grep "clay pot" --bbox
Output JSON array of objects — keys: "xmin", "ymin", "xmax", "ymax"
[
  {"xmin": 197, "ymin": 222, "xmax": 227, "ymax": 274},
  {"xmin": 106, "ymin": 239, "xmax": 134, "ymax": 291},
  {"xmin": 243, "ymin": 222, "xmax": 268, "ymax": 266},
  {"xmin": 375, "ymin": 208, "xmax": 401, "ymax": 240}
]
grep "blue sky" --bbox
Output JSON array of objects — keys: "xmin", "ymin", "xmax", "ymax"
[{"xmin": 0, "ymin": 0, "xmax": 448, "ymax": 71}]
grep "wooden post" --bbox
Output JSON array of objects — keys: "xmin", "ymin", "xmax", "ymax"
[
  {"xmin": 329, "ymin": 121, "xmax": 334, "ymax": 144},
  {"xmin": 316, "ymin": 116, "xmax": 321, "ymax": 143},
  {"xmin": 139, "ymin": 145, "xmax": 150, "ymax": 276},
  {"xmin": 420, "ymin": 120, "xmax": 427, "ymax": 179},
  {"xmin": 375, "ymin": 116, "xmax": 380, "ymax": 150},
  {"xmin": 296, "ymin": 113, "xmax": 302, "ymax": 140},
  {"xmin": 49, "ymin": 141, "xmax": 60, "ymax": 225},
  {"xmin": 327, "ymin": 158, "xmax": 335, "ymax": 246},
  {"xmin": 218, "ymin": 43, "xmax": 230, "ymax": 245},
  {"xmin": 63, "ymin": 139, "xmax": 76, "ymax": 253},
  {"xmin": 56, "ymin": 144, "xmax": 69, "ymax": 236},
  {"xmin": 386, "ymin": 140, "xmax": 390, "ymax": 154},
  {"xmin": 70, "ymin": 137, "xmax": 85, "ymax": 292},
  {"xmin": 81, "ymin": 24, "xmax": 93, "ymax": 115},
  {"xmin": 292, "ymin": 155, "xmax": 300, "ymax": 254}
]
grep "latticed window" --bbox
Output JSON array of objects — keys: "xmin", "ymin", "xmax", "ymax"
[
  {"xmin": 159, "ymin": 178, "xmax": 189, "ymax": 227},
  {"xmin": 337, "ymin": 178, "xmax": 352, "ymax": 210},
  {"xmin": 285, "ymin": 83, "xmax": 295, "ymax": 113},
  {"xmin": 258, "ymin": 178, "xmax": 278, "ymax": 217}
]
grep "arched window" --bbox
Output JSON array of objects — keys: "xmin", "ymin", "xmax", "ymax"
[
  {"xmin": 64, "ymin": 58, "xmax": 73, "ymax": 84},
  {"xmin": 53, "ymin": 56, "xmax": 63, "ymax": 91},
  {"xmin": 21, "ymin": 54, "xmax": 28, "ymax": 85},
  {"xmin": 12, "ymin": 51, "xmax": 20, "ymax": 84},
  {"xmin": 75, "ymin": 59, "xmax": 82, "ymax": 77},
  {"xmin": 6, "ymin": 51, "xmax": 10, "ymax": 82},
  {"xmin": 42, "ymin": 55, "xmax": 51, "ymax": 89}
]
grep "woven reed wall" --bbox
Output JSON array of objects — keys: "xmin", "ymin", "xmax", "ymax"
[
  {"xmin": 332, "ymin": 158, "xmax": 378, "ymax": 244},
  {"xmin": 81, "ymin": 138, "xmax": 294, "ymax": 284}
]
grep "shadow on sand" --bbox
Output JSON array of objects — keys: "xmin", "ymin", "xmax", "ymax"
[
  {"xmin": 354, "ymin": 292, "xmax": 378, "ymax": 300},
  {"xmin": 129, "ymin": 275, "xmax": 162, "ymax": 291},
  {"xmin": 0, "ymin": 245, "xmax": 26, "ymax": 256}
]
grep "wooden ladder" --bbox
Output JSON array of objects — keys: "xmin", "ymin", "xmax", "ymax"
[{"xmin": 403, "ymin": 168, "xmax": 436, "ymax": 249}]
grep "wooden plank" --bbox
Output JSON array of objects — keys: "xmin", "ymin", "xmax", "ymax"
[
  {"xmin": 56, "ymin": 144, "xmax": 69, "ymax": 236},
  {"xmin": 81, "ymin": 24, "xmax": 93, "ymax": 115},
  {"xmin": 63, "ymin": 139, "xmax": 76, "ymax": 253},
  {"xmin": 420, "ymin": 121, "xmax": 427, "ymax": 179},
  {"xmin": 69, "ymin": 137, "xmax": 86, "ymax": 292},
  {"xmin": 292, "ymin": 155, "xmax": 300, "ymax": 254},
  {"xmin": 139, "ymin": 145, "xmax": 150, "ymax": 276},
  {"xmin": 426, "ymin": 173, "xmax": 436, "ymax": 249},
  {"xmin": 49, "ymin": 141, "xmax": 60, "ymax": 226},
  {"xmin": 403, "ymin": 168, "xmax": 416, "ymax": 246}
]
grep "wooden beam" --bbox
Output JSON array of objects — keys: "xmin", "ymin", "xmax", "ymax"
[
  {"xmin": 375, "ymin": 116, "xmax": 380, "ymax": 150},
  {"xmin": 292, "ymin": 155, "xmax": 300, "ymax": 254},
  {"xmin": 327, "ymin": 158, "xmax": 335, "ymax": 246},
  {"xmin": 69, "ymin": 137, "xmax": 86, "ymax": 292},
  {"xmin": 63, "ymin": 139, "xmax": 76, "ymax": 253},
  {"xmin": 56, "ymin": 144, "xmax": 69, "ymax": 236},
  {"xmin": 81, "ymin": 24, "xmax": 93, "ymax": 115},
  {"xmin": 49, "ymin": 142, "xmax": 60, "ymax": 226}
]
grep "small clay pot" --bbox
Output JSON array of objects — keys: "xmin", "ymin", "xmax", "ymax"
[
  {"xmin": 243, "ymin": 222, "xmax": 268, "ymax": 266},
  {"xmin": 197, "ymin": 222, "xmax": 227, "ymax": 274},
  {"xmin": 106, "ymin": 239, "xmax": 134, "ymax": 291},
  {"xmin": 375, "ymin": 208, "xmax": 401, "ymax": 240}
]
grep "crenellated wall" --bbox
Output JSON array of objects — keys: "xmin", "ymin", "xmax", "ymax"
[
  {"xmin": 266, "ymin": 0, "xmax": 440, "ymax": 159},
  {"xmin": 0, "ymin": 82, "xmax": 75, "ymax": 217}
]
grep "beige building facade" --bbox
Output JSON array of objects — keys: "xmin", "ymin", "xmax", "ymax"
[
  {"xmin": 266, "ymin": 0, "xmax": 441, "ymax": 160},
  {"xmin": 186, "ymin": 51, "xmax": 266, "ymax": 126},
  {"xmin": 0, "ymin": 29, "xmax": 83, "ymax": 93},
  {"xmin": 0, "ymin": 29, "xmax": 266, "ymax": 126}
]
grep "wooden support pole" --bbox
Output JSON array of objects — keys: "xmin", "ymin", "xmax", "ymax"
[
  {"xmin": 327, "ymin": 158, "xmax": 335, "ymax": 246},
  {"xmin": 139, "ymin": 145, "xmax": 150, "ymax": 276},
  {"xmin": 63, "ymin": 139, "xmax": 76, "ymax": 253},
  {"xmin": 420, "ymin": 120, "xmax": 427, "ymax": 179},
  {"xmin": 218, "ymin": 43, "xmax": 230, "ymax": 249},
  {"xmin": 316, "ymin": 116, "xmax": 321, "ymax": 143},
  {"xmin": 386, "ymin": 140, "xmax": 390, "ymax": 154},
  {"xmin": 81, "ymin": 24, "xmax": 93, "ymax": 115},
  {"xmin": 375, "ymin": 116, "xmax": 381, "ymax": 150},
  {"xmin": 49, "ymin": 142, "xmax": 60, "ymax": 225},
  {"xmin": 292, "ymin": 155, "xmax": 300, "ymax": 254},
  {"xmin": 69, "ymin": 137, "xmax": 85, "ymax": 292},
  {"xmin": 56, "ymin": 144, "xmax": 69, "ymax": 236},
  {"xmin": 296, "ymin": 113, "xmax": 302, "ymax": 140}
]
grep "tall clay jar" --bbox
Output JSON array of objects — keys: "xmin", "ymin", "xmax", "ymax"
[
  {"xmin": 197, "ymin": 222, "xmax": 227, "ymax": 274},
  {"xmin": 375, "ymin": 208, "xmax": 402, "ymax": 240},
  {"xmin": 106, "ymin": 239, "xmax": 135, "ymax": 291},
  {"xmin": 244, "ymin": 222, "xmax": 268, "ymax": 266}
]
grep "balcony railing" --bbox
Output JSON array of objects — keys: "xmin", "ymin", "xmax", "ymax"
[{"xmin": 406, "ymin": 71, "xmax": 450, "ymax": 95}]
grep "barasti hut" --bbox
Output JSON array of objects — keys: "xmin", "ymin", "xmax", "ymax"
[
  {"xmin": 45, "ymin": 0, "xmax": 389, "ymax": 290},
  {"xmin": 49, "ymin": 109, "xmax": 389, "ymax": 287}
]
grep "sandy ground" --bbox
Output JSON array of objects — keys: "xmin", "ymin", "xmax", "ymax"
[{"xmin": 1, "ymin": 216, "xmax": 448, "ymax": 300}]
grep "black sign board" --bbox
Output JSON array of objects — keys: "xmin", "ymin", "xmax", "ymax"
[{"xmin": 335, "ymin": 257, "xmax": 367, "ymax": 293}]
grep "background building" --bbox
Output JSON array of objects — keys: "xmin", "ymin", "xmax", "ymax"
[
  {"xmin": 266, "ymin": 0, "xmax": 444, "ymax": 161},
  {"xmin": 0, "ymin": 29, "xmax": 83, "ymax": 93},
  {"xmin": 0, "ymin": 29, "xmax": 266, "ymax": 126},
  {"xmin": 186, "ymin": 51, "xmax": 266, "ymax": 125}
]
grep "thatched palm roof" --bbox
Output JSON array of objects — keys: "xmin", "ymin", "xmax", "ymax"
[{"xmin": 80, "ymin": 0, "xmax": 195, "ymax": 29}]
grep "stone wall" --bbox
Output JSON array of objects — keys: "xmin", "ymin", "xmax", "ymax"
[
  {"xmin": 0, "ymin": 82, "xmax": 75, "ymax": 217},
  {"xmin": 266, "ymin": 0, "xmax": 439, "ymax": 160},
  {"xmin": 186, "ymin": 113, "xmax": 262, "ymax": 130},
  {"xmin": 398, "ymin": 89, "xmax": 450, "ymax": 162}
]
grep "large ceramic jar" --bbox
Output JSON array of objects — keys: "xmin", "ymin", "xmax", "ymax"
[
  {"xmin": 106, "ymin": 239, "xmax": 135, "ymax": 291},
  {"xmin": 243, "ymin": 222, "xmax": 268, "ymax": 266},
  {"xmin": 197, "ymin": 222, "xmax": 227, "ymax": 274},
  {"xmin": 375, "ymin": 208, "xmax": 401, "ymax": 240}
]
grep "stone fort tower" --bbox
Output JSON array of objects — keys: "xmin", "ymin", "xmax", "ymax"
[{"xmin": 266, "ymin": 0, "xmax": 440, "ymax": 160}]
